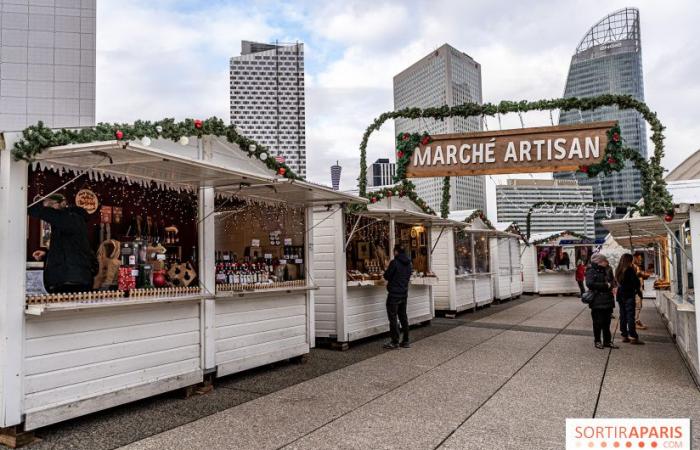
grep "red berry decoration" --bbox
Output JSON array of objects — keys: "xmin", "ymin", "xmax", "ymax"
[
  {"xmin": 607, "ymin": 157, "xmax": 616, "ymax": 164},
  {"xmin": 194, "ymin": 119, "xmax": 203, "ymax": 129},
  {"xmin": 612, "ymin": 132, "xmax": 620, "ymax": 142},
  {"xmin": 370, "ymin": 197, "xmax": 377, "ymax": 203},
  {"xmin": 579, "ymin": 165, "xmax": 589, "ymax": 173},
  {"xmin": 115, "ymin": 130, "xmax": 124, "ymax": 140},
  {"xmin": 397, "ymin": 151, "xmax": 404, "ymax": 159},
  {"xmin": 278, "ymin": 167, "xmax": 286, "ymax": 176},
  {"xmin": 402, "ymin": 133, "xmax": 410, "ymax": 141},
  {"xmin": 664, "ymin": 212, "xmax": 674, "ymax": 223},
  {"xmin": 420, "ymin": 135, "xmax": 430, "ymax": 145}
]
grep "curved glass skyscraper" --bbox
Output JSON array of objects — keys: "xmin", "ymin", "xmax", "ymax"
[{"xmin": 554, "ymin": 8, "xmax": 647, "ymax": 237}]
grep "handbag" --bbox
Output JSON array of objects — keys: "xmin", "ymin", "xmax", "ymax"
[{"xmin": 581, "ymin": 290, "xmax": 595, "ymax": 305}]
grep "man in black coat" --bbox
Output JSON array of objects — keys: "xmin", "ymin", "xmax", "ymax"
[
  {"xmin": 585, "ymin": 253, "xmax": 619, "ymax": 349},
  {"xmin": 383, "ymin": 245, "xmax": 413, "ymax": 349},
  {"xmin": 28, "ymin": 194, "xmax": 97, "ymax": 293}
]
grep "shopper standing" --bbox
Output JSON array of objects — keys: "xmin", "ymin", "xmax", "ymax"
[
  {"xmin": 615, "ymin": 254, "xmax": 645, "ymax": 344},
  {"xmin": 383, "ymin": 245, "xmax": 412, "ymax": 349},
  {"xmin": 575, "ymin": 259, "xmax": 586, "ymax": 295},
  {"xmin": 586, "ymin": 253, "xmax": 619, "ymax": 349}
]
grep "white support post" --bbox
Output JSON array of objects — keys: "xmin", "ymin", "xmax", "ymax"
[
  {"xmin": 688, "ymin": 207, "xmax": 700, "ymax": 372},
  {"xmin": 0, "ymin": 147, "xmax": 28, "ymax": 427},
  {"xmin": 389, "ymin": 219, "xmax": 396, "ymax": 260},
  {"xmin": 198, "ymin": 186, "xmax": 216, "ymax": 370},
  {"xmin": 305, "ymin": 206, "xmax": 315, "ymax": 348}
]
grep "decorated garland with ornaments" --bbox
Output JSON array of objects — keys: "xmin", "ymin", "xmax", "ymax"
[
  {"xmin": 530, "ymin": 230, "xmax": 595, "ymax": 247},
  {"xmin": 11, "ymin": 117, "xmax": 300, "ymax": 180},
  {"xmin": 461, "ymin": 209, "xmax": 495, "ymax": 230},
  {"xmin": 358, "ymin": 95, "xmax": 672, "ymax": 219},
  {"xmin": 349, "ymin": 180, "xmax": 436, "ymax": 216}
]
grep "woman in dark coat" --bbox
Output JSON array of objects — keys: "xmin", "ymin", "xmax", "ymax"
[
  {"xmin": 585, "ymin": 253, "xmax": 619, "ymax": 349},
  {"xmin": 615, "ymin": 253, "xmax": 645, "ymax": 345}
]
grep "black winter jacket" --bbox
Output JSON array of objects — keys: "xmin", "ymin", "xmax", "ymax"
[
  {"xmin": 617, "ymin": 266, "xmax": 642, "ymax": 300},
  {"xmin": 383, "ymin": 252, "xmax": 412, "ymax": 298},
  {"xmin": 29, "ymin": 204, "xmax": 98, "ymax": 289},
  {"xmin": 585, "ymin": 263, "xmax": 615, "ymax": 309}
]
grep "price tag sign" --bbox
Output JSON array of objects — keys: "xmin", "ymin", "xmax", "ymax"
[
  {"xmin": 223, "ymin": 254, "xmax": 230, "ymax": 260},
  {"xmin": 131, "ymin": 269, "xmax": 139, "ymax": 277},
  {"xmin": 156, "ymin": 254, "xmax": 166, "ymax": 261},
  {"xmin": 279, "ymin": 259, "xmax": 287, "ymax": 265},
  {"xmin": 284, "ymin": 238, "xmax": 292, "ymax": 246},
  {"xmin": 295, "ymin": 259, "xmax": 303, "ymax": 264},
  {"xmin": 252, "ymin": 239, "xmax": 260, "ymax": 247}
]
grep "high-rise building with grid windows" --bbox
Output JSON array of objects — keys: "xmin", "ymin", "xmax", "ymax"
[
  {"xmin": 554, "ymin": 8, "xmax": 646, "ymax": 237},
  {"xmin": 393, "ymin": 44, "xmax": 486, "ymax": 213},
  {"xmin": 0, "ymin": 0, "xmax": 96, "ymax": 131},
  {"xmin": 230, "ymin": 41, "xmax": 306, "ymax": 178},
  {"xmin": 496, "ymin": 179, "xmax": 595, "ymax": 237}
]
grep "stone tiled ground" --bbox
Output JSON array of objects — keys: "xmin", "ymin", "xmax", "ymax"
[{"xmin": 13, "ymin": 295, "xmax": 699, "ymax": 450}]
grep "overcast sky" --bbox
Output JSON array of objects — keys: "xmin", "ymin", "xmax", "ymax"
[{"xmin": 96, "ymin": 0, "xmax": 699, "ymax": 216}]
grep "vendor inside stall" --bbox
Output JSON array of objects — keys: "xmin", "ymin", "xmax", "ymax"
[{"xmin": 26, "ymin": 166, "xmax": 200, "ymax": 302}]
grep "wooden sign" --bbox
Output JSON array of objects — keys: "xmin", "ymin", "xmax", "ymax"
[
  {"xmin": 405, "ymin": 121, "xmax": 616, "ymax": 177},
  {"xmin": 75, "ymin": 189, "xmax": 99, "ymax": 214}
]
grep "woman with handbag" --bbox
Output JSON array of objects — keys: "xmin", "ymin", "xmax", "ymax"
[
  {"xmin": 615, "ymin": 254, "xmax": 645, "ymax": 345},
  {"xmin": 585, "ymin": 253, "xmax": 619, "ymax": 349}
]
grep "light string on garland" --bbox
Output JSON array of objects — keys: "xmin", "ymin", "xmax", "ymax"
[
  {"xmin": 357, "ymin": 95, "xmax": 672, "ymax": 218},
  {"xmin": 12, "ymin": 117, "xmax": 302, "ymax": 181},
  {"xmin": 346, "ymin": 180, "xmax": 435, "ymax": 216}
]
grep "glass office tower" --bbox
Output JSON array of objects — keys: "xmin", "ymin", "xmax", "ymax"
[{"xmin": 554, "ymin": 8, "xmax": 647, "ymax": 237}]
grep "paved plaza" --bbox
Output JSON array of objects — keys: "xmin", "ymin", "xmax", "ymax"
[{"xmin": 24, "ymin": 295, "xmax": 700, "ymax": 450}]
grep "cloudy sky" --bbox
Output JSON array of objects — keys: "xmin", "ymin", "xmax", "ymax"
[{"xmin": 96, "ymin": 0, "xmax": 699, "ymax": 215}]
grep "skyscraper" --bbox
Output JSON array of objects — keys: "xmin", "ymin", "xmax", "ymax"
[
  {"xmin": 0, "ymin": 0, "xmax": 96, "ymax": 131},
  {"xmin": 366, "ymin": 158, "xmax": 396, "ymax": 189},
  {"xmin": 393, "ymin": 44, "xmax": 486, "ymax": 213},
  {"xmin": 496, "ymin": 179, "xmax": 595, "ymax": 237},
  {"xmin": 230, "ymin": 41, "xmax": 306, "ymax": 178},
  {"xmin": 330, "ymin": 160, "xmax": 342, "ymax": 191},
  {"xmin": 554, "ymin": 8, "xmax": 646, "ymax": 237}
]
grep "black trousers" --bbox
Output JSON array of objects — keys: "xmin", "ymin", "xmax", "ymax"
[
  {"xmin": 386, "ymin": 295, "xmax": 409, "ymax": 344},
  {"xmin": 577, "ymin": 280, "xmax": 585, "ymax": 295},
  {"xmin": 591, "ymin": 307, "xmax": 613, "ymax": 344},
  {"xmin": 617, "ymin": 297, "xmax": 638, "ymax": 339}
]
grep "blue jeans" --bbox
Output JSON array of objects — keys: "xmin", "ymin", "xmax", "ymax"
[{"xmin": 617, "ymin": 297, "xmax": 638, "ymax": 339}]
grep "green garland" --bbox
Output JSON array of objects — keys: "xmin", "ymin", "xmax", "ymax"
[
  {"xmin": 461, "ymin": 209, "xmax": 495, "ymax": 229},
  {"xmin": 347, "ymin": 180, "xmax": 435, "ymax": 216},
  {"xmin": 11, "ymin": 117, "xmax": 302, "ymax": 180},
  {"xmin": 440, "ymin": 176, "xmax": 451, "ymax": 218},
  {"xmin": 530, "ymin": 230, "xmax": 593, "ymax": 246},
  {"xmin": 358, "ymin": 95, "xmax": 672, "ymax": 217},
  {"xmin": 525, "ymin": 200, "xmax": 639, "ymax": 241},
  {"xmin": 502, "ymin": 223, "xmax": 527, "ymax": 242}
]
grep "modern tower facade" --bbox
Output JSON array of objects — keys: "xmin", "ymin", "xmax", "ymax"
[
  {"xmin": 330, "ymin": 160, "xmax": 342, "ymax": 190},
  {"xmin": 496, "ymin": 179, "xmax": 595, "ymax": 237},
  {"xmin": 230, "ymin": 41, "xmax": 306, "ymax": 177},
  {"xmin": 554, "ymin": 8, "xmax": 646, "ymax": 237},
  {"xmin": 366, "ymin": 158, "xmax": 396, "ymax": 189},
  {"xmin": 393, "ymin": 44, "xmax": 486, "ymax": 213},
  {"xmin": 0, "ymin": 0, "xmax": 96, "ymax": 131}
]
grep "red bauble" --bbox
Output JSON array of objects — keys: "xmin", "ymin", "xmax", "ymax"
[
  {"xmin": 607, "ymin": 157, "xmax": 616, "ymax": 164},
  {"xmin": 115, "ymin": 130, "xmax": 124, "ymax": 140},
  {"xmin": 664, "ymin": 213, "xmax": 674, "ymax": 223},
  {"xmin": 194, "ymin": 119, "xmax": 203, "ymax": 129},
  {"xmin": 580, "ymin": 165, "xmax": 589, "ymax": 173},
  {"xmin": 370, "ymin": 197, "xmax": 377, "ymax": 203},
  {"xmin": 397, "ymin": 151, "xmax": 404, "ymax": 159},
  {"xmin": 278, "ymin": 167, "xmax": 286, "ymax": 176},
  {"xmin": 402, "ymin": 133, "xmax": 410, "ymax": 141},
  {"xmin": 153, "ymin": 270, "xmax": 167, "ymax": 288},
  {"xmin": 420, "ymin": 136, "xmax": 430, "ymax": 145},
  {"xmin": 612, "ymin": 132, "xmax": 620, "ymax": 142}
]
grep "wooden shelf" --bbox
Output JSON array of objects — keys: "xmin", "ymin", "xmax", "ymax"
[
  {"xmin": 216, "ymin": 284, "xmax": 317, "ymax": 298},
  {"xmin": 25, "ymin": 293, "xmax": 210, "ymax": 316}
]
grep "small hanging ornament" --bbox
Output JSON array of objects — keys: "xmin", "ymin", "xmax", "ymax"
[
  {"xmin": 141, "ymin": 136, "xmax": 152, "ymax": 146},
  {"xmin": 194, "ymin": 119, "xmax": 203, "ymax": 129},
  {"xmin": 397, "ymin": 151, "xmax": 404, "ymax": 159},
  {"xmin": 579, "ymin": 165, "xmax": 589, "ymax": 174},
  {"xmin": 179, "ymin": 136, "xmax": 189, "ymax": 146},
  {"xmin": 259, "ymin": 152, "xmax": 268, "ymax": 161},
  {"xmin": 277, "ymin": 167, "xmax": 286, "ymax": 176},
  {"xmin": 420, "ymin": 135, "xmax": 431, "ymax": 146},
  {"xmin": 607, "ymin": 157, "xmax": 616, "ymax": 164},
  {"xmin": 612, "ymin": 132, "xmax": 620, "ymax": 142},
  {"xmin": 155, "ymin": 125, "xmax": 163, "ymax": 134},
  {"xmin": 249, "ymin": 144, "xmax": 256, "ymax": 153},
  {"xmin": 115, "ymin": 130, "xmax": 124, "ymax": 140},
  {"xmin": 370, "ymin": 197, "xmax": 377, "ymax": 203},
  {"xmin": 664, "ymin": 211, "xmax": 674, "ymax": 223}
]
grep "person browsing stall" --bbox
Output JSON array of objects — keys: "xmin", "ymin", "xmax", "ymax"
[
  {"xmin": 615, "ymin": 254, "xmax": 645, "ymax": 345},
  {"xmin": 586, "ymin": 253, "xmax": 619, "ymax": 350},
  {"xmin": 383, "ymin": 244, "xmax": 412, "ymax": 350},
  {"xmin": 28, "ymin": 193, "xmax": 97, "ymax": 294}
]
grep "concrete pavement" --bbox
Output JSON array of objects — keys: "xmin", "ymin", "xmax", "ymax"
[{"xmin": 118, "ymin": 296, "xmax": 700, "ymax": 450}]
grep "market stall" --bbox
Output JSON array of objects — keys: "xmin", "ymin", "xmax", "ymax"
[
  {"xmin": 0, "ymin": 126, "xmax": 356, "ymax": 434},
  {"xmin": 522, "ymin": 231, "xmax": 599, "ymax": 295},
  {"xmin": 312, "ymin": 194, "xmax": 439, "ymax": 346},
  {"xmin": 491, "ymin": 222, "xmax": 525, "ymax": 302},
  {"xmin": 603, "ymin": 175, "xmax": 699, "ymax": 384}
]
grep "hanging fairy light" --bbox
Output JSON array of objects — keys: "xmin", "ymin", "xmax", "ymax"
[{"xmin": 179, "ymin": 136, "xmax": 189, "ymax": 146}]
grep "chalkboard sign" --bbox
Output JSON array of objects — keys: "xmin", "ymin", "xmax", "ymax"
[{"xmin": 26, "ymin": 270, "xmax": 47, "ymax": 295}]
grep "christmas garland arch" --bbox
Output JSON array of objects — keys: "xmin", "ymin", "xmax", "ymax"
[{"xmin": 358, "ymin": 95, "xmax": 672, "ymax": 219}]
